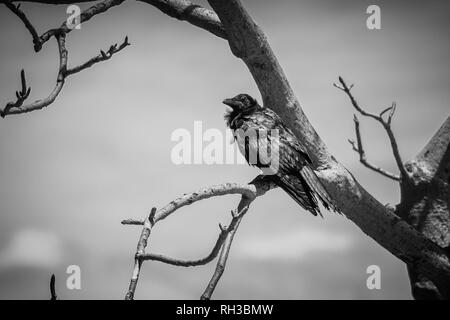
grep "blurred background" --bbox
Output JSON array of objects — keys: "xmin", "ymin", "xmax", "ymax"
[{"xmin": 0, "ymin": 0, "xmax": 449, "ymax": 299}]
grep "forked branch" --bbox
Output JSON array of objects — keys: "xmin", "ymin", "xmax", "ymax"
[
  {"xmin": 1, "ymin": 0, "xmax": 129, "ymax": 117},
  {"xmin": 123, "ymin": 176, "xmax": 275, "ymax": 300},
  {"xmin": 334, "ymin": 76, "xmax": 408, "ymax": 181},
  {"xmin": 1, "ymin": 34, "xmax": 129, "ymax": 117}
]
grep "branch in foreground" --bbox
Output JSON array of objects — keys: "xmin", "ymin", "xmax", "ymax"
[
  {"xmin": 334, "ymin": 77, "xmax": 408, "ymax": 181},
  {"xmin": 123, "ymin": 176, "xmax": 275, "ymax": 300},
  {"xmin": 124, "ymin": 207, "xmax": 156, "ymax": 301},
  {"xmin": 137, "ymin": 216, "xmax": 232, "ymax": 267},
  {"xmin": 200, "ymin": 204, "xmax": 248, "ymax": 300}
]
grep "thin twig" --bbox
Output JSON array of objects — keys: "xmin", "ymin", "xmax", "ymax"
[
  {"xmin": 64, "ymin": 36, "xmax": 130, "ymax": 76},
  {"xmin": 1, "ymin": 1, "xmax": 41, "ymax": 51},
  {"xmin": 50, "ymin": 274, "xmax": 57, "ymax": 300},
  {"xmin": 138, "ymin": 0, "xmax": 226, "ymax": 39},
  {"xmin": 335, "ymin": 76, "xmax": 408, "ymax": 180},
  {"xmin": 348, "ymin": 115, "xmax": 400, "ymax": 181}
]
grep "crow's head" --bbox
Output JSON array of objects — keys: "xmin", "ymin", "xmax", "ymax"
[
  {"xmin": 223, "ymin": 93, "xmax": 259, "ymax": 128},
  {"xmin": 223, "ymin": 93, "xmax": 257, "ymax": 112}
]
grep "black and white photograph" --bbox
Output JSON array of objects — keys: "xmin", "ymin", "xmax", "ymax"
[{"xmin": 0, "ymin": 0, "xmax": 449, "ymax": 306}]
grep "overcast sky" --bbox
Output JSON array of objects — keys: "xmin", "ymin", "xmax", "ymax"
[{"xmin": 0, "ymin": 0, "xmax": 449, "ymax": 299}]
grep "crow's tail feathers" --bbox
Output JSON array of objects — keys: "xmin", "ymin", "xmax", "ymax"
[
  {"xmin": 275, "ymin": 173, "xmax": 322, "ymax": 217},
  {"xmin": 273, "ymin": 166, "xmax": 340, "ymax": 217},
  {"xmin": 300, "ymin": 166, "xmax": 340, "ymax": 215}
]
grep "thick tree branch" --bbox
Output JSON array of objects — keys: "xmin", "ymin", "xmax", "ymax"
[
  {"xmin": 138, "ymin": 0, "xmax": 226, "ymax": 39},
  {"xmin": 400, "ymin": 116, "xmax": 450, "ymax": 299},
  {"xmin": 335, "ymin": 77, "xmax": 408, "ymax": 180},
  {"xmin": 206, "ymin": 0, "xmax": 450, "ymax": 296},
  {"xmin": 348, "ymin": 114, "xmax": 400, "ymax": 181}
]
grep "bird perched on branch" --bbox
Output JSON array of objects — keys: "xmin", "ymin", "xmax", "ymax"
[{"xmin": 223, "ymin": 93, "xmax": 338, "ymax": 217}]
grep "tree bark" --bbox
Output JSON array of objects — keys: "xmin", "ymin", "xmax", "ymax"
[{"xmin": 399, "ymin": 117, "xmax": 450, "ymax": 299}]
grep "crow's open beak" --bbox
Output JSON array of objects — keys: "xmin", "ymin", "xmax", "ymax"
[{"xmin": 222, "ymin": 98, "xmax": 240, "ymax": 109}]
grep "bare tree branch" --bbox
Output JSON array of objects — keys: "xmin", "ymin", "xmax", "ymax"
[
  {"xmin": 123, "ymin": 176, "xmax": 275, "ymax": 300},
  {"xmin": 125, "ymin": 207, "xmax": 156, "ymax": 301},
  {"xmin": 1, "ymin": 0, "xmax": 131, "ymax": 117},
  {"xmin": 65, "ymin": 36, "xmax": 130, "ymax": 76},
  {"xmin": 348, "ymin": 114, "xmax": 400, "ymax": 181},
  {"xmin": 11, "ymin": 0, "xmax": 97, "ymax": 3},
  {"xmin": 415, "ymin": 116, "xmax": 450, "ymax": 178},
  {"xmin": 1, "ymin": 34, "xmax": 67, "ymax": 117},
  {"xmin": 38, "ymin": 0, "xmax": 126, "ymax": 50},
  {"xmin": 335, "ymin": 76, "xmax": 408, "ymax": 180},
  {"xmin": 4, "ymin": 0, "xmax": 125, "ymax": 52},
  {"xmin": 138, "ymin": 0, "xmax": 226, "ymax": 39},
  {"xmin": 1, "ymin": 33, "xmax": 129, "ymax": 117},
  {"xmin": 200, "ymin": 227, "xmax": 236, "ymax": 300},
  {"xmin": 7, "ymin": 0, "xmax": 225, "ymax": 40},
  {"xmin": 1, "ymin": 0, "xmax": 41, "ymax": 51},
  {"xmin": 200, "ymin": 201, "xmax": 250, "ymax": 300},
  {"xmin": 138, "ymin": 207, "xmax": 246, "ymax": 268},
  {"xmin": 138, "ymin": 223, "xmax": 229, "ymax": 267}
]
